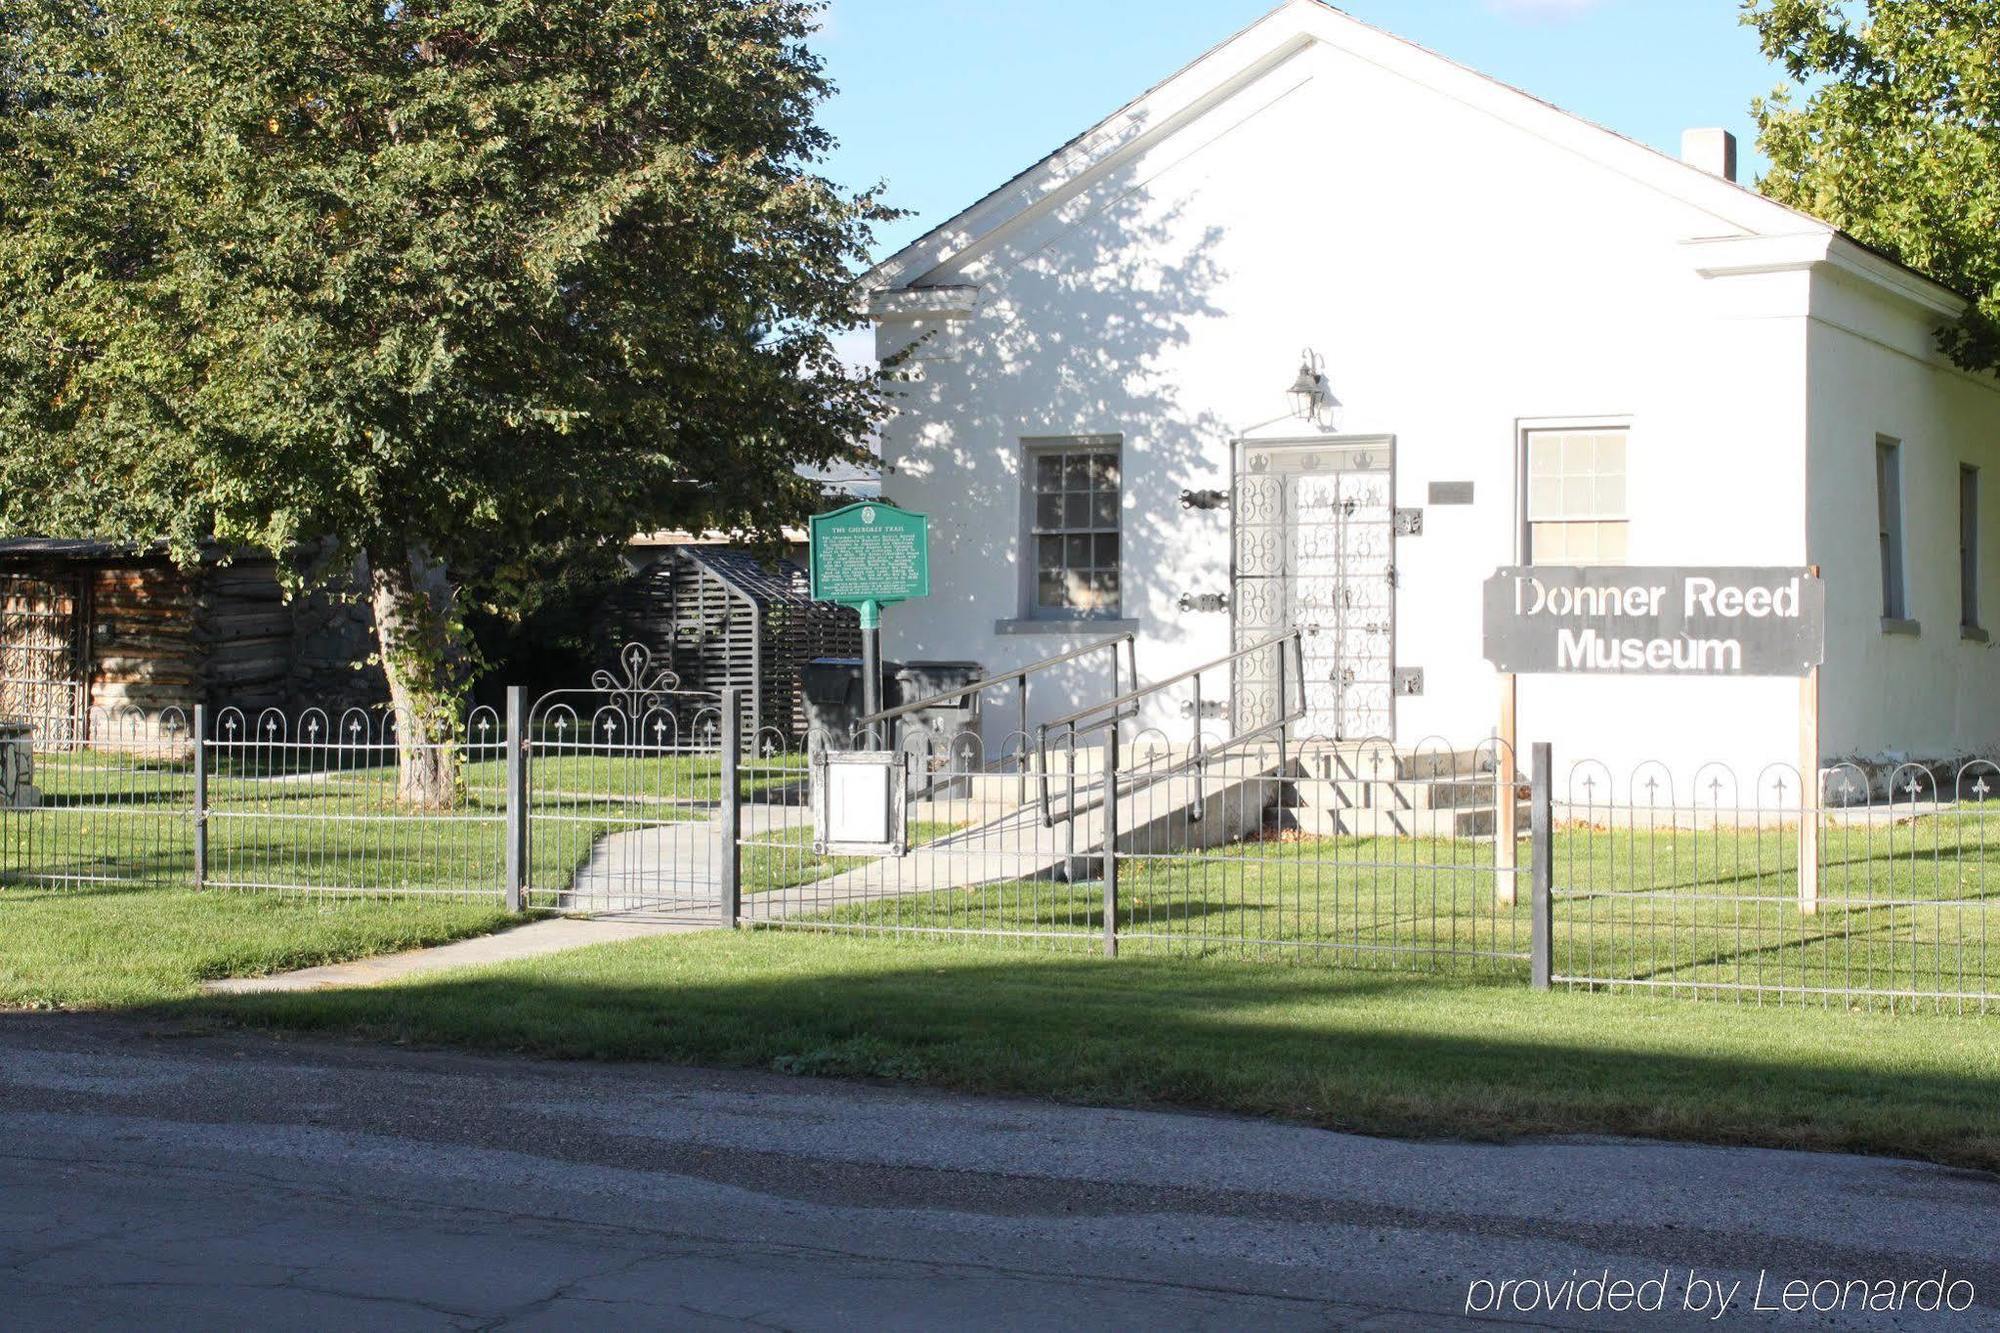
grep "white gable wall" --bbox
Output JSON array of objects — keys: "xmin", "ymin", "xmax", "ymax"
[{"xmin": 874, "ymin": 29, "xmax": 1824, "ymax": 780}]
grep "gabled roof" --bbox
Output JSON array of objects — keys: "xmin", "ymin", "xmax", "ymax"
[
  {"xmin": 680, "ymin": 546, "xmax": 820, "ymax": 608},
  {"xmin": 862, "ymin": 0, "xmax": 1963, "ymax": 317}
]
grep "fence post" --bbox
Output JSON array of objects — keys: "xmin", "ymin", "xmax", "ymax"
[
  {"xmin": 720, "ymin": 686, "xmax": 742, "ymax": 928},
  {"xmin": 192, "ymin": 703, "xmax": 208, "ymax": 890},
  {"xmin": 1530, "ymin": 741, "xmax": 1553, "ymax": 991},
  {"xmin": 504, "ymin": 685, "xmax": 527, "ymax": 913},
  {"xmin": 1103, "ymin": 725, "xmax": 1119, "ymax": 958},
  {"xmin": 1494, "ymin": 674, "xmax": 1518, "ymax": 907},
  {"xmin": 1798, "ymin": 656, "xmax": 1821, "ymax": 916}
]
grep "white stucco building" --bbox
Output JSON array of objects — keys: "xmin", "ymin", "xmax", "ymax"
[{"xmin": 861, "ymin": 0, "xmax": 2000, "ymax": 783}]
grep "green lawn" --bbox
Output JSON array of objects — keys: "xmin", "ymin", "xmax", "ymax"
[
  {"xmin": 189, "ymin": 929, "xmax": 2000, "ymax": 1173},
  {"xmin": 740, "ymin": 820, "xmax": 966, "ymax": 896},
  {"xmin": 9, "ymin": 746, "xmax": 811, "ymax": 900},
  {"xmin": 794, "ymin": 817, "xmax": 2000, "ymax": 1004},
  {"xmin": 12, "ymin": 741, "xmax": 2000, "ymax": 1006},
  {"xmin": 0, "ymin": 883, "xmax": 515, "ymax": 1008}
]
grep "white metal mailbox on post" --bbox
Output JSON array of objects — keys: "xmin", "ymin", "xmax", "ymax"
[{"xmin": 813, "ymin": 749, "xmax": 909, "ymax": 857}]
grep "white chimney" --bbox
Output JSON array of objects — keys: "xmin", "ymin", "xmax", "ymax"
[{"xmin": 1681, "ymin": 128, "xmax": 1738, "ymax": 184}]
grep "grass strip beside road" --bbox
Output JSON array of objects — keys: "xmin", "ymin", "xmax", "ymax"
[
  {"xmin": 194, "ymin": 929, "xmax": 2000, "ymax": 1173},
  {"xmin": 0, "ymin": 886, "xmax": 518, "ymax": 1009}
]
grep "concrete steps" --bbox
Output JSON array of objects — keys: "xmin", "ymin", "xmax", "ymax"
[{"xmin": 1279, "ymin": 747, "xmax": 1528, "ymax": 840}]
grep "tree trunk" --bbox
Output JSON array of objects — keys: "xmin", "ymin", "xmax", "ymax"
[{"xmin": 368, "ymin": 545, "xmax": 469, "ymax": 810}]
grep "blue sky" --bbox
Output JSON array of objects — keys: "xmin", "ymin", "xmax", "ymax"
[{"xmin": 813, "ymin": 0, "xmax": 1793, "ymax": 267}]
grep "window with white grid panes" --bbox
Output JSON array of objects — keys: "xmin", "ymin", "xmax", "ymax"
[
  {"xmin": 1525, "ymin": 428, "xmax": 1628, "ymax": 564},
  {"xmin": 1028, "ymin": 441, "xmax": 1121, "ymax": 615}
]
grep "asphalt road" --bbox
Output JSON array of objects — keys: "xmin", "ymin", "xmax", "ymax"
[{"xmin": 1, "ymin": 1014, "xmax": 1996, "ymax": 1330}]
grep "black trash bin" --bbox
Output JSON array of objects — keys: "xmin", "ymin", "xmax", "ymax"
[
  {"xmin": 890, "ymin": 661, "xmax": 986, "ymax": 797},
  {"xmin": 801, "ymin": 657, "xmax": 901, "ymax": 752},
  {"xmin": 890, "ymin": 661, "xmax": 987, "ymax": 761}
]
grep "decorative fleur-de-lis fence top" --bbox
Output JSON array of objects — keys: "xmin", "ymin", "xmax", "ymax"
[{"xmin": 591, "ymin": 643, "xmax": 683, "ymax": 726}]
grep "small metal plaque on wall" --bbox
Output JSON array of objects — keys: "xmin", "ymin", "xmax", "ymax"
[{"xmin": 1428, "ymin": 481, "xmax": 1475, "ymax": 506}]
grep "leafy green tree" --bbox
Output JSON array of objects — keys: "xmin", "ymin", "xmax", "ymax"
[
  {"xmin": 0, "ymin": 0, "xmax": 885, "ymax": 805},
  {"xmin": 1745, "ymin": 0, "xmax": 2000, "ymax": 372}
]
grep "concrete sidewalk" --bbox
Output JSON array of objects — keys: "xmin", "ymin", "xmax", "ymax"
[{"xmin": 201, "ymin": 917, "xmax": 703, "ymax": 994}]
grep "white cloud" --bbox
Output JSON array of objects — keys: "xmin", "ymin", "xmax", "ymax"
[{"xmin": 1482, "ymin": 0, "xmax": 1604, "ymax": 21}]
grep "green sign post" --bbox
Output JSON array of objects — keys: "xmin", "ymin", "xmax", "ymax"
[{"xmin": 808, "ymin": 501, "xmax": 932, "ymax": 742}]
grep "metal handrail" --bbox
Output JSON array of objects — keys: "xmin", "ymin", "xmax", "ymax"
[
  {"xmin": 1033, "ymin": 630, "xmax": 1307, "ymax": 827},
  {"xmin": 1035, "ymin": 631, "xmax": 1303, "ymax": 737},
  {"xmin": 849, "ymin": 631, "xmax": 1137, "ymax": 740}
]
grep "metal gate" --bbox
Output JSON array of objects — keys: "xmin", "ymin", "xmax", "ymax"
[
  {"xmin": 1232, "ymin": 437, "xmax": 1396, "ymax": 741},
  {"xmin": 525, "ymin": 643, "xmax": 728, "ymax": 918},
  {"xmin": 0, "ymin": 572, "xmax": 85, "ymax": 736}
]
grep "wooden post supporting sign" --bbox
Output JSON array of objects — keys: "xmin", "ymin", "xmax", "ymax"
[
  {"xmin": 1798, "ymin": 565, "xmax": 1821, "ymax": 917},
  {"xmin": 1495, "ymin": 672, "xmax": 1518, "ymax": 907}
]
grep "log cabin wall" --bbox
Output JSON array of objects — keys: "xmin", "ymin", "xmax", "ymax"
[
  {"xmin": 0, "ymin": 543, "xmax": 388, "ymax": 728},
  {"xmin": 283, "ymin": 565, "xmax": 386, "ymax": 711},
  {"xmin": 193, "ymin": 555, "xmax": 296, "ymax": 714},
  {"xmin": 87, "ymin": 557, "xmax": 202, "ymax": 718}
]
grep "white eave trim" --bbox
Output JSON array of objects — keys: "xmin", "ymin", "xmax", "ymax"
[
  {"xmin": 1684, "ymin": 233, "xmax": 1966, "ymax": 319},
  {"xmin": 866, "ymin": 286, "xmax": 981, "ymax": 321}
]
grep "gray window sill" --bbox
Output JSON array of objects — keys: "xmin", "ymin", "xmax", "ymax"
[
  {"xmin": 1881, "ymin": 617, "xmax": 1921, "ymax": 637},
  {"xmin": 994, "ymin": 617, "xmax": 1139, "ymax": 636},
  {"xmin": 1964, "ymin": 624, "xmax": 1991, "ymax": 644}
]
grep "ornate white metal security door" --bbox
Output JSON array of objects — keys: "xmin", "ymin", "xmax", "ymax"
[{"xmin": 1232, "ymin": 438, "xmax": 1395, "ymax": 741}]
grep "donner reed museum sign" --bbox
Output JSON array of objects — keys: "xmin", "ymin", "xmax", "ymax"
[{"xmin": 1483, "ymin": 566, "xmax": 1826, "ymax": 677}]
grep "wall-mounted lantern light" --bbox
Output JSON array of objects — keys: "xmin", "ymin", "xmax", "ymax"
[{"xmin": 1286, "ymin": 348, "xmax": 1331, "ymax": 425}]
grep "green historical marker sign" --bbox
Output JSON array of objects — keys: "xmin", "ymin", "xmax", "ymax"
[
  {"xmin": 809, "ymin": 501, "xmax": 931, "ymax": 742},
  {"xmin": 809, "ymin": 501, "xmax": 930, "ymax": 625}
]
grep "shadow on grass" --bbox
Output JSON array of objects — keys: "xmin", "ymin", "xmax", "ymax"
[{"xmin": 169, "ymin": 938, "xmax": 2000, "ymax": 1173}]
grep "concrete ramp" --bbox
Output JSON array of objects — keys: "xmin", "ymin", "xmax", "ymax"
[{"xmin": 750, "ymin": 754, "xmax": 1282, "ymax": 922}]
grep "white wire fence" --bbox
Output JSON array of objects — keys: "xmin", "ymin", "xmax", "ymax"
[
  {"xmin": 737, "ymin": 729, "xmax": 1532, "ymax": 977},
  {"xmin": 2, "ymin": 657, "xmax": 1998, "ymax": 1013},
  {"xmin": 1549, "ymin": 754, "xmax": 2000, "ymax": 1012}
]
